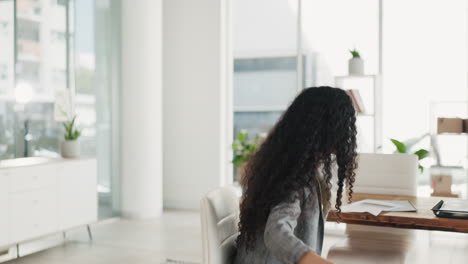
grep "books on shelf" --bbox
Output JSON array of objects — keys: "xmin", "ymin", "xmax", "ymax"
[
  {"xmin": 437, "ymin": 117, "xmax": 468, "ymax": 134},
  {"xmin": 346, "ymin": 89, "xmax": 366, "ymax": 114}
]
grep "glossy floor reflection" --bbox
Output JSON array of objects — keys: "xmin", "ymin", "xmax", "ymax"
[{"xmin": 326, "ymin": 224, "xmax": 468, "ymax": 264}]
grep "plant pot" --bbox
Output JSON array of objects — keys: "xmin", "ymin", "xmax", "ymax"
[
  {"xmin": 61, "ymin": 140, "xmax": 80, "ymax": 158},
  {"xmin": 348, "ymin": 57, "xmax": 364, "ymax": 75}
]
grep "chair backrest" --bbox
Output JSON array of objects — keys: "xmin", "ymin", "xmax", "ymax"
[
  {"xmin": 353, "ymin": 153, "xmax": 418, "ymax": 196},
  {"xmin": 200, "ymin": 186, "xmax": 239, "ymax": 264}
]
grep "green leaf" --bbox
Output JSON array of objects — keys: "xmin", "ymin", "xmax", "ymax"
[
  {"xmin": 349, "ymin": 49, "xmax": 361, "ymax": 58},
  {"xmin": 72, "ymin": 130, "xmax": 80, "ymax": 140},
  {"xmin": 237, "ymin": 131, "xmax": 247, "ymax": 141},
  {"xmin": 246, "ymin": 144, "xmax": 256, "ymax": 151},
  {"xmin": 232, "ymin": 156, "xmax": 245, "ymax": 169},
  {"xmin": 414, "ymin": 149, "xmax": 429, "ymax": 160},
  {"xmin": 232, "ymin": 130, "xmax": 267, "ymax": 168},
  {"xmin": 390, "ymin": 139, "xmax": 407, "ymax": 153},
  {"xmin": 231, "ymin": 141, "xmax": 241, "ymax": 150},
  {"xmin": 418, "ymin": 165, "xmax": 424, "ymax": 173},
  {"xmin": 69, "ymin": 116, "xmax": 76, "ymax": 130},
  {"xmin": 63, "ymin": 116, "xmax": 80, "ymax": 140}
]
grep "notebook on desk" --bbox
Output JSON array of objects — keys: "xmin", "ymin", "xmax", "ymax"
[{"xmin": 341, "ymin": 199, "xmax": 417, "ymax": 216}]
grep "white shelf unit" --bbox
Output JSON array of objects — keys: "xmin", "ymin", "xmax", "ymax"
[{"xmin": 335, "ymin": 74, "xmax": 382, "ymax": 153}]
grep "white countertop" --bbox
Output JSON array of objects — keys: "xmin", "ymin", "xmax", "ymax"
[{"xmin": 0, "ymin": 157, "xmax": 95, "ymax": 169}]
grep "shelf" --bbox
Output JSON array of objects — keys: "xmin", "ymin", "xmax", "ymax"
[
  {"xmin": 234, "ymin": 105, "xmax": 287, "ymax": 112},
  {"xmin": 358, "ymin": 113, "xmax": 375, "ymax": 117},
  {"xmin": 334, "ymin": 74, "xmax": 382, "ymax": 153}
]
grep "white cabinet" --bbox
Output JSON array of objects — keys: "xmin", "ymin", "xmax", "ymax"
[
  {"xmin": 0, "ymin": 171, "xmax": 9, "ymax": 247},
  {"xmin": 0, "ymin": 158, "xmax": 97, "ymax": 250},
  {"xmin": 10, "ymin": 189, "xmax": 59, "ymax": 242},
  {"xmin": 59, "ymin": 159, "xmax": 97, "ymax": 230},
  {"xmin": 9, "ymin": 165, "xmax": 57, "ymax": 193}
]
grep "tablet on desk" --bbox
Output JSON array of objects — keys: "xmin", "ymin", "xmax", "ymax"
[{"xmin": 432, "ymin": 200, "xmax": 468, "ymax": 219}]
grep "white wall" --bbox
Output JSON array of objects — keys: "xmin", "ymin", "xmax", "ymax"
[
  {"xmin": 120, "ymin": 0, "xmax": 163, "ymax": 219},
  {"xmin": 233, "ymin": 0, "xmax": 298, "ymax": 58},
  {"xmin": 163, "ymin": 0, "xmax": 232, "ymax": 209}
]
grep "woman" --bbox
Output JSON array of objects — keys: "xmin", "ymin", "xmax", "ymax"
[{"xmin": 234, "ymin": 87, "xmax": 357, "ymax": 264}]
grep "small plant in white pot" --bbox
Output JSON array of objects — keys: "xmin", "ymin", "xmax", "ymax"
[
  {"xmin": 348, "ymin": 49, "xmax": 364, "ymax": 75},
  {"xmin": 61, "ymin": 116, "xmax": 81, "ymax": 158}
]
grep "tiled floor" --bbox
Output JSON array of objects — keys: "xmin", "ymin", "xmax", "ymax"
[
  {"xmin": 3, "ymin": 211, "xmax": 202, "ymax": 264},
  {"xmin": 2, "ymin": 210, "xmax": 468, "ymax": 264}
]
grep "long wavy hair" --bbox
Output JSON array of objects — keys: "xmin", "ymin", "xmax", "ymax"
[{"xmin": 237, "ymin": 86, "xmax": 358, "ymax": 250}]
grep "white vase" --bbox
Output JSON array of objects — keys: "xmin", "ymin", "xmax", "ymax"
[
  {"xmin": 348, "ymin": 57, "xmax": 364, "ymax": 75},
  {"xmin": 61, "ymin": 140, "xmax": 80, "ymax": 158}
]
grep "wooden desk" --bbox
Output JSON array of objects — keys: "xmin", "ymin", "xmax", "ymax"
[{"xmin": 327, "ymin": 193, "xmax": 468, "ymax": 233}]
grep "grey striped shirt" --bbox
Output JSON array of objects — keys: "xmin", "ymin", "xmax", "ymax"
[{"xmin": 234, "ymin": 185, "xmax": 327, "ymax": 264}]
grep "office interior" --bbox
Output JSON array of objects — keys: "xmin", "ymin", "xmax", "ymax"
[{"xmin": 0, "ymin": 0, "xmax": 467, "ymax": 263}]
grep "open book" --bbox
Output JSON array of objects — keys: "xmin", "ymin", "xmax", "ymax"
[{"xmin": 341, "ymin": 199, "xmax": 417, "ymax": 216}]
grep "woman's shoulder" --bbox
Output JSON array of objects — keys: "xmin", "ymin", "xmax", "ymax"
[
  {"xmin": 296, "ymin": 185, "xmax": 322, "ymax": 209},
  {"xmin": 298, "ymin": 184, "xmax": 319, "ymax": 198},
  {"xmin": 276, "ymin": 186, "xmax": 317, "ymax": 208}
]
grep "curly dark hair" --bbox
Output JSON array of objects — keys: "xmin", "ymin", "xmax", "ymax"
[{"xmin": 237, "ymin": 86, "xmax": 358, "ymax": 250}]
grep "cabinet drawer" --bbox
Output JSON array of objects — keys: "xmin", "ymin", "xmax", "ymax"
[
  {"xmin": 10, "ymin": 189, "xmax": 58, "ymax": 242},
  {"xmin": 59, "ymin": 160, "xmax": 98, "ymax": 229},
  {"xmin": 9, "ymin": 165, "xmax": 57, "ymax": 193},
  {"xmin": 0, "ymin": 173, "xmax": 9, "ymax": 247}
]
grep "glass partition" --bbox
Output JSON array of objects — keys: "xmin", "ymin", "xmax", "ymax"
[
  {"xmin": 233, "ymin": 0, "xmax": 298, "ymax": 180},
  {"xmin": 74, "ymin": 0, "xmax": 121, "ymax": 219},
  {"xmin": 383, "ymin": 0, "xmax": 468, "ymax": 197},
  {"xmin": 0, "ymin": 0, "xmax": 121, "ymax": 219},
  {"xmin": 0, "ymin": 0, "xmax": 15, "ymax": 159},
  {"xmin": 0, "ymin": 0, "xmax": 66, "ymax": 159}
]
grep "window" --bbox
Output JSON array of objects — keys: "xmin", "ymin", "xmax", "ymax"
[
  {"xmin": 51, "ymin": 0, "xmax": 67, "ymax": 6},
  {"xmin": 0, "ymin": 21, "xmax": 10, "ymax": 33},
  {"xmin": 52, "ymin": 68, "xmax": 66, "ymax": 85},
  {"xmin": 17, "ymin": 19, "xmax": 40, "ymax": 41},
  {"xmin": 0, "ymin": 65, "xmax": 7, "ymax": 80},
  {"xmin": 17, "ymin": 1, "xmax": 67, "ymax": 95},
  {"xmin": 0, "ymin": 0, "xmax": 121, "ymax": 218},
  {"xmin": 0, "ymin": 0, "xmax": 15, "ymax": 158},
  {"xmin": 74, "ymin": 0, "xmax": 121, "ymax": 219},
  {"xmin": 233, "ymin": 0, "xmax": 468, "ymax": 197},
  {"xmin": 382, "ymin": 0, "xmax": 468, "ymax": 196},
  {"xmin": 233, "ymin": 0, "xmax": 298, "ymax": 180},
  {"xmin": 51, "ymin": 30, "xmax": 66, "ymax": 43}
]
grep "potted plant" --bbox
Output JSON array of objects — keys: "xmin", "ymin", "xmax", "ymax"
[
  {"xmin": 61, "ymin": 116, "xmax": 81, "ymax": 158},
  {"xmin": 390, "ymin": 138, "xmax": 429, "ymax": 172},
  {"xmin": 348, "ymin": 49, "xmax": 364, "ymax": 75},
  {"xmin": 232, "ymin": 130, "xmax": 266, "ymax": 184}
]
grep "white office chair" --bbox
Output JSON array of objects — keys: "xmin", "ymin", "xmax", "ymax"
[
  {"xmin": 353, "ymin": 153, "xmax": 419, "ymax": 196},
  {"xmin": 200, "ymin": 186, "xmax": 239, "ymax": 264},
  {"xmin": 327, "ymin": 153, "xmax": 419, "ymax": 263}
]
